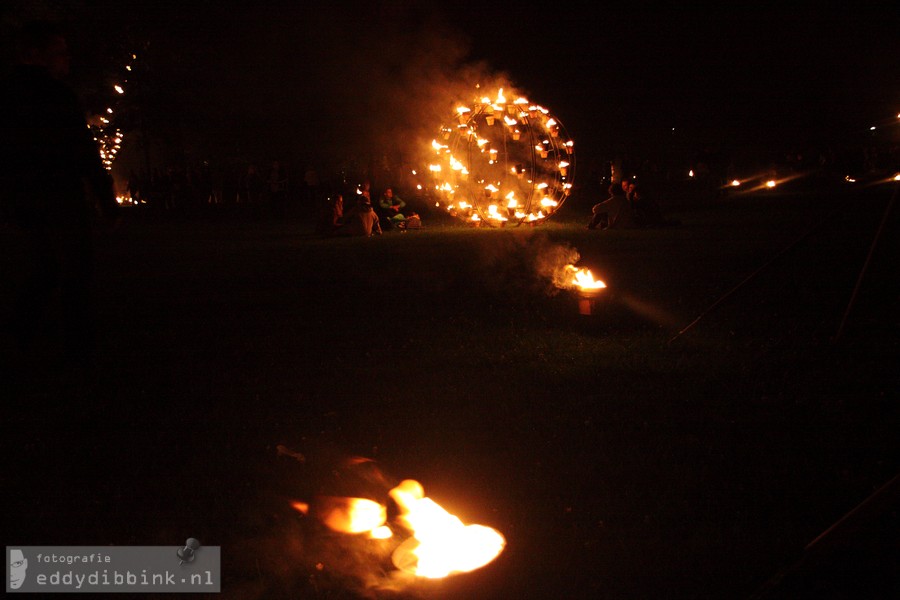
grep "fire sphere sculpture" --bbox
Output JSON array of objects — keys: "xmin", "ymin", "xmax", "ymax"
[{"xmin": 429, "ymin": 88, "xmax": 575, "ymax": 227}]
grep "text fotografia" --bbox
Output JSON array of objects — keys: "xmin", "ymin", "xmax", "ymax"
[
  {"xmin": 8, "ymin": 545, "xmax": 221, "ymax": 593},
  {"xmin": 36, "ymin": 569, "xmax": 215, "ymax": 590}
]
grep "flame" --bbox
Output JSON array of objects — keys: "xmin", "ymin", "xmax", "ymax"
[
  {"xmin": 292, "ymin": 497, "xmax": 387, "ymax": 536},
  {"xmin": 425, "ymin": 86, "xmax": 574, "ymax": 227},
  {"xmin": 389, "ymin": 480, "xmax": 506, "ymax": 579},
  {"xmin": 565, "ymin": 265, "xmax": 606, "ymax": 290},
  {"xmin": 487, "ymin": 204, "xmax": 508, "ymax": 221}
]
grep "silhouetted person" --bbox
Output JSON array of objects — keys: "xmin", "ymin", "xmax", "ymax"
[
  {"xmin": 334, "ymin": 196, "xmax": 381, "ymax": 237},
  {"xmin": 267, "ymin": 160, "xmax": 288, "ymax": 217},
  {"xmin": 587, "ymin": 182, "xmax": 635, "ymax": 230},
  {"xmin": 629, "ymin": 183, "xmax": 666, "ymax": 227},
  {"xmin": 304, "ymin": 164, "xmax": 320, "ymax": 208},
  {"xmin": 316, "ymin": 193, "xmax": 344, "ymax": 236},
  {"xmin": 0, "ymin": 20, "xmax": 120, "ymax": 365}
]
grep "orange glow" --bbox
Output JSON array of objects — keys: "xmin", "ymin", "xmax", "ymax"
[
  {"xmin": 389, "ymin": 480, "xmax": 506, "ymax": 579},
  {"xmin": 426, "ymin": 86, "xmax": 573, "ymax": 227},
  {"xmin": 298, "ymin": 497, "xmax": 387, "ymax": 535}
]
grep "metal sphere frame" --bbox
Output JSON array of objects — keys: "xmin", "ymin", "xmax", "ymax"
[{"xmin": 430, "ymin": 92, "xmax": 575, "ymax": 227}]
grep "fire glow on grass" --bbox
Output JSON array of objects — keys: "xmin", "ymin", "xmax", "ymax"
[
  {"xmin": 292, "ymin": 479, "xmax": 506, "ymax": 579},
  {"xmin": 427, "ymin": 87, "xmax": 574, "ymax": 227}
]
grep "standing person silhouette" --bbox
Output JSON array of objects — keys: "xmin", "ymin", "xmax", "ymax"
[{"xmin": 0, "ymin": 20, "xmax": 120, "ymax": 366}]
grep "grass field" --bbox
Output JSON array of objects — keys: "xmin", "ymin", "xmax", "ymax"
[{"xmin": 2, "ymin": 184, "xmax": 898, "ymax": 599}]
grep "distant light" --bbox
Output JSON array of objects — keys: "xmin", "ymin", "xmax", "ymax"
[
  {"xmin": 870, "ymin": 126, "xmax": 876, "ymax": 131},
  {"xmin": 106, "ymin": 107, "xmax": 113, "ymax": 114},
  {"xmin": 844, "ymin": 175, "xmax": 857, "ymax": 183},
  {"xmin": 114, "ymin": 85, "xmax": 124, "ymax": 94},
  {"xmin": 731, "ymin": 179, "xmax": 741, "ymax": 187},
  {"xmin": 688, "ymin": 169, "xmax": 694, "ymax": 178},
  {"xmin": 894, "ymin": 173, "xmax": 900, "ymax": 181},
  {"xmin": 766, "ymin": 180, "xmax": 777, "ymax": 188}
]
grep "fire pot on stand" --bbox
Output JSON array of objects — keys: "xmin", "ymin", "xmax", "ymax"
[{"xmin": 577, "ymin": 286, "xmax": 607, "ymax": 316}]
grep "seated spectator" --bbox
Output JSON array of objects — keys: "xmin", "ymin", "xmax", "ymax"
[
  {"xmin": 334, "ymin": 196, "xmax": 382, "ymax": 237},
  {"xmin": 316, "ymin": 193, "xmax": 344, "ymax": 236},
  {"xmin": 628, "ymin": 184, "xmax": 666, "ymax": 227},
  {"xmin": 587, "ymin": 182, "xmax": 635, "ymax": 229},
  {"xmin": 396, "ymin": 211, "xmax": 423, "ymax": 231},
  {"xmin": 378, "ymin": 187, "xmax": 406, "ymax": 226}
]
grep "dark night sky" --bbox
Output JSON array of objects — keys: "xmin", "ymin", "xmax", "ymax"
[{"xmin": 3, "ymin": 1, "xmax": 898, "ymax": 169}]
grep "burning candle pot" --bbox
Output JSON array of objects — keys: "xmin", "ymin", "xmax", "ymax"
[{"xmin": 565, "ymin": 265, "xmax": 607, "ymax": 315}]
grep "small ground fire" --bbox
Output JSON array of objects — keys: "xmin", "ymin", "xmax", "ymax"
[{"xmin": 292, "ymin": 478, "xmax": 506, "ymax": 580}]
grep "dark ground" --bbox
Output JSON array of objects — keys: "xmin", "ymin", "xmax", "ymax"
[{"xmin": 2, "ymin": 182, "xmax": 898, "ymax": 599}]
